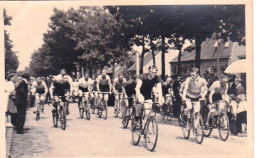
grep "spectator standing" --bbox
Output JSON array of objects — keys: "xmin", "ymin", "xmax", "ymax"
[
  {"xmin": 172, "ymin": 76, "xmax": 181, "ymax": 118},
  {"xmin": 15, "ymin": 73, "xmax": 29, "ymax": 134}
]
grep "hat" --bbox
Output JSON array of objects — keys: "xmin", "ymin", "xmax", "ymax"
[
  {"xmin": 21, "ymin": 73, "xmax": 30, "ymax": 80},
  {"xmin": 7, "ymin": 73, "xmax": 15, "ymax": 80}
]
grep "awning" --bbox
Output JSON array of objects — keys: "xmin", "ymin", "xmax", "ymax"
[{"xmin": 224, "ymin": 59, "xmax": 247, "ymax": 74}]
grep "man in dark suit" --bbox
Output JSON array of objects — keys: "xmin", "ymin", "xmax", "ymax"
[{"xmin": 15, "ymin": 73, "xmax": 29, "ymax": 134}]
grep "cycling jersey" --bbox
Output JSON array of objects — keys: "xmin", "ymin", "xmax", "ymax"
[
  {"xmin": 113, "ymin": 78, "xmax": 127, "ymax": 93},
  {"xmin": 184, "ymin": 76, "xmax": 207, "ymax": 98},
  {"xmin": 138, "ymin": 73, "xmax": 162, "ymax": 100},
  {"xmin": 31, "ymin": 81, "xmax": 48, "ymax": 95},
  {"xmin": 78, "ymin": 77, "xmax": 94, "ymax": 92},
  {"xmin": 124, "ymin": 79, "xmax": 136, "ymax": 97},
  {"xmin": 51, "ymin": 74, "xmax": 72, "ymax": 96},
  {"xmin": 209, "ymin": 80, "xmax": 228, "ymax": 102},
  {"xmin": 97, "ymin": 75, "xmax": 111, "ymax": 92}
]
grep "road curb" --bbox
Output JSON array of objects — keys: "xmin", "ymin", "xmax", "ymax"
[{"xmin": 6, "ymin": 127, "xmax": 14, "ymax": 158}]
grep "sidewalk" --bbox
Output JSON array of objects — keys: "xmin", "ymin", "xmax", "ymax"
[{"xmin": 6, "ymin": 126, "xmax": 14, "ymax": 158}]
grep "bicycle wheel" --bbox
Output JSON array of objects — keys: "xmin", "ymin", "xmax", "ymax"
[
  {"xmin": 90, "ymin": 99, "xmax": 95, "ymax": 114},
  {"xmin": 218, "ymin": 112, "xmax": 230, "ymax": 141},
  {"xmin": 120, "ymin": 101, "xmax": 124, "ymax": 119},
  {"xmin": 98, "ymin": 102, "xmax": 102, "ymax": 118},
  {"xmin": 194, "ymin": 113, "xmax": 204, "ymax": 144},
  {"xmin": 123, "ymin": 108, "xmax": 130, "ymax": 128},
  {"xmin": 131, "ymin": 111, "xmax": 142, "ymax": 145},
  {"xmin": 204, "ymin": 118, "xmax": 212, "ymax": 137},
  {"xmin": 166, "ymin": 105, "xmax": 173, "ymax": 121},
  {"xmin": 79, "ymin": 101, "xmax": 84, "ymax": 119},
  {"xmin": 60, "ymin": 106, "xmax": 67, "ymax": 130},
  {"xmin": 181, "ymin": 114, "xmax": 190, "ymax": 139},
  {"xmin": 52, "ymin": 108, "xmax": 58, "ymax": 127},
  {"xmin": 102, "ymin": 100, "xmax": 108, "ymax": 119},
  {"xmin": 145, "ymin": 116, "xmax": 158, "ymax": 152},
  {"xmin": 36, "ymin": 104, "xmax": 40, "ymax": 121},
  {"xmin": 85, "ymin": 103, "xmax": 91, "ymax": 120}
]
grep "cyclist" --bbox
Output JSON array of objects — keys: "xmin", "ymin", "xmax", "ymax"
[
  {"xmin": 32, "ymin": 77, "xmax": 48, "ymax": 113},
  {"xmin": 78, "ymin": 73, "xmax": 94, "ymax": 107},
  {"xmin": 71, "ymin": 78, "xmax": 79, "ymax": 102},
  {"xmin": 113, "ymin": 73, "xmax": 127, "ymax": 114},
  {"xmin": 96, "ymin": 70, "xmax": 112, "ymax": 107},
  {"xmin": 50, "ymin": 69, "xmax": 73, "ymax": 115},
  {"xmin": 205, "ymin": 75, "xmax": 229, "ymax": 129},
  {"xmin": 162, "ymin": 77, "xmax": 174, "ymax": 108},
  {"xmin": 182, "ymin": 68, "xmax": 208, "ymax": 124},
  {"xmin": 122, "ymin": 75, "xmax": 137, "ymax": 121},
  {"xmin": 135, "ymin": 66, "xmax": 163, "ymax": 119}
]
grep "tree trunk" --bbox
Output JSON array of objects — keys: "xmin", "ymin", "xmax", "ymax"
[
  {"xmin": 140, "ymin": 35, "xmax": 145, "ymax": 74},
  {"xmin": 89, "ymin": 59, "xmax": 93, "ymax": 78},
  {"xmin": 150, "ymin": 36, "xmax": 156, "ymax": 66},
  {"xmin": 161, "ymin": 36, "xmax": 166, "ymax": 80},
  {"xmin": 195, "ymin": 36, "xmax": 202, "ymax": 73},
  {"xmin": 177, "ymin": 49, "xmax": 182, "ymax": 76}
]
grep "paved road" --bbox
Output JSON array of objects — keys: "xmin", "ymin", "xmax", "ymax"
[{"xmin": 10, "ymin": 103, "xmax": 248, "ymax": 158}]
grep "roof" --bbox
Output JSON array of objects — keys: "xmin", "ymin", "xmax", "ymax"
[
  {"xmin": 128, "ymin": 51, "xmax": 160, "ymax": 71},
  {"xmin": 170, "ymin": 38, "xmax": 246, "ymax": 63}
]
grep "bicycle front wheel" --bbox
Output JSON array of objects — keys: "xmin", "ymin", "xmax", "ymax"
[
  {"xmin": 131, "ymin": 112, "xmax": 142, "ymax": 145},
  {"xmin": 102, "ymin": 100, "xmax": 108, "ymax": 119},
  {"xmin": 36, "ymin": 104, "xmax": 40, "ymax": 121},
  {"xmin": 60, "ymin": 106, "xmax": 67, "ymax": 130},
  {"xmin": 218, "ymin": 113, "xmax": 230, "ymax": 141},
  {"xmin": 194, "ymin": 113, "xmax": 204, "ymax": 144},
  {"xmin": 85, "ymin": 103, "xmax": 91, "ymax": 120},
  {"xmin": 123, "ymin": 108, "xmax": 130, "ymax": 128},
  {"xmin": 79, "ymin": 102, "xmax": 84, "ymax": 119},
  {"xmin": 145, "ymin": 116, "xmax": 158, "ymax": 152},
  {"xmin": 52, "ymin": 108, "xmax": 58, "ymax": 127}
]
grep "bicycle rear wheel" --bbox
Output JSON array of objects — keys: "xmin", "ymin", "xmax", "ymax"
[
  {"xmin": 194, "ymin": 113, "xmax": 204, "ymax": 144},
  {"xmin": 218, "ymin": 113, "xmax": 230, "ymax": 141},
  {"xmin": 79, "ymin": 101, "xmax": 84, "ymax": 119},
  {"xmin": 204, "ymin": 118, "xmax": 212, "ymax": 137},
  {"xmin": 131, "ymin": 111, "xmax": 142, "ymax": 145},
  {"xmin": 145, "ymin": 116, "xmax": 158, "ymax": 152},
  {"xmin": 181, "ymin": 113, "xmax": 190, "ymax": 139},
  {"xmin": 102, "ymin": 100, "xmax": 108, "ymax": 119}
]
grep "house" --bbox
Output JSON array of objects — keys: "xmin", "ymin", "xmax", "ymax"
[
  {"xmin": 169, "ymin": 38, "xmax": 246, "ymax": 76},
  {"xmin": 128, "ymin": 50, "xmax": 178, "ymax": 77}
]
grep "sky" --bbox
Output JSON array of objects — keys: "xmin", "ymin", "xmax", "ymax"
[{"xmin": 4, "ymin": 2, "xmax": 89, "ymax": 71}]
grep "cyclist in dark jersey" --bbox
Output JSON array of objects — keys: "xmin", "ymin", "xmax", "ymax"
[
  {"xmin": 136, "ymin": 66, "xmax": 163, "ymax": 117},
  {"xmin": 50, "ymin": 69, "xmax": 72, "ymax": 115}
]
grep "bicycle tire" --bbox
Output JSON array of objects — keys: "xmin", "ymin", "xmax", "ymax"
[
  {"xmin": 85, "ymin": 103, "xmax": 91, "ymax": 120},
  {"xmin": 98, "ymin": 101, "xmax": 102, "ymax": 118},
  {"xmin": 194, "ymin": 113, "xmax": 204, "ymax": 144},
  {"xmin": 120, "ymin": 100, "xmax": 124, "ymax": 119},
  {"xmin": 145, "ymin": 116, "xmax": 158, "ymax": 152},
  {"xmin": 218, "ymin": 112, "xmax": 230, "ymax": 141},
  {"xmin": 123, "ymin": 108, "xmax": 130, "ymax": 128},
  {"xmin": 60, "ymin": 105, "xmax": 66, "ymax": 130},
  {"xmin": 131, "ymin": 110, "xmax": 142, "ymax": 145},
  {"xmin": 79, "ymin": 101, "xmax": 84, "ymax": 119},
  {"xmin": 181, "ymin": 114, "xmax": 190, "ymax": 139},
  {"xmin": 90, "ymin": 99, "xmax": 95, "ymax": 114},
  {"xmin": 36, "ymin": 104, "xmax": 40, "ymax": 121},
  {"xmin": 52, "ymin": 108, "xmax": 58, "ymax": 127},
  {"xmin": 102, "ymin": 100, "xmax": 108, "ymax": 119},
  {"xmin": 204, "ymin": 117, "xmax": 212, "ymax": 137}
]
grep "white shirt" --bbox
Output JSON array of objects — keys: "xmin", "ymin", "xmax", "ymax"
[{"xmin": 78, "ymin": 78, "xmax": 94, "ymax": 88}]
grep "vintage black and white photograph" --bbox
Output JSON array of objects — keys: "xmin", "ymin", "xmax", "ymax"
[{"xmin": 2, "ymin": 1, "xmax": 253, "ymax": 158}]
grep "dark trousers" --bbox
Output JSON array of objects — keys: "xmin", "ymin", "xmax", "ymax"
[
  {"xmin": 16, "ymin": 105, "xmax": 26, "ymax": 133},
  {"xmin": 10, "ymin": 113, "xmax": 17, "ymax": 127}
]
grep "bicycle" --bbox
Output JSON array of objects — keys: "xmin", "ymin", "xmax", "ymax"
[
  {"xmin": 35, "ymin": 93, "xmax": 45, "ymax": 121},
  {"xmin": 180, "ymin": 99, "xmax": 205, "ymax": 144},
  {"xmin": 78, "ymin": 92, "xmax": 91, "ymax": 120},
  {"xmin": 114, "ymin": 92, "xmax": 124, "ymax": 118},
  {"xmin": 131, "ymin": 101, "xmax": 158, "ymax": 152},
  {"xmin": 52, "ymin": 94, "xmax": 69, "ymax": 130},
  {"xmin": 161, "ymin": 95, "xmax": 175, "ymax": 121},
  {"xmin": 90, "ymin": 91, "xmax": 98, "ymax": 114},
  {"xmin": 97, "ymin": 92, "xmax": 110, "ymax": 119},
  {"xmin": 204, "ymin": 100, "xmax": 230, "ymax": 141},
  {"xmin": 122, "ymin": 96, "xmax": 136, "ymax": 128}
]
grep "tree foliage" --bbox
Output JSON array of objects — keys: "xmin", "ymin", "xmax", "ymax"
[{"xmin": 4, "ymin": 9, "xmax": 19, "ymax": 74}]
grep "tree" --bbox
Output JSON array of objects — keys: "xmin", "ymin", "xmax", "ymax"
[{"xmin": 4, "ymin": 9, "xmax": 19, "ymax": 74}]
